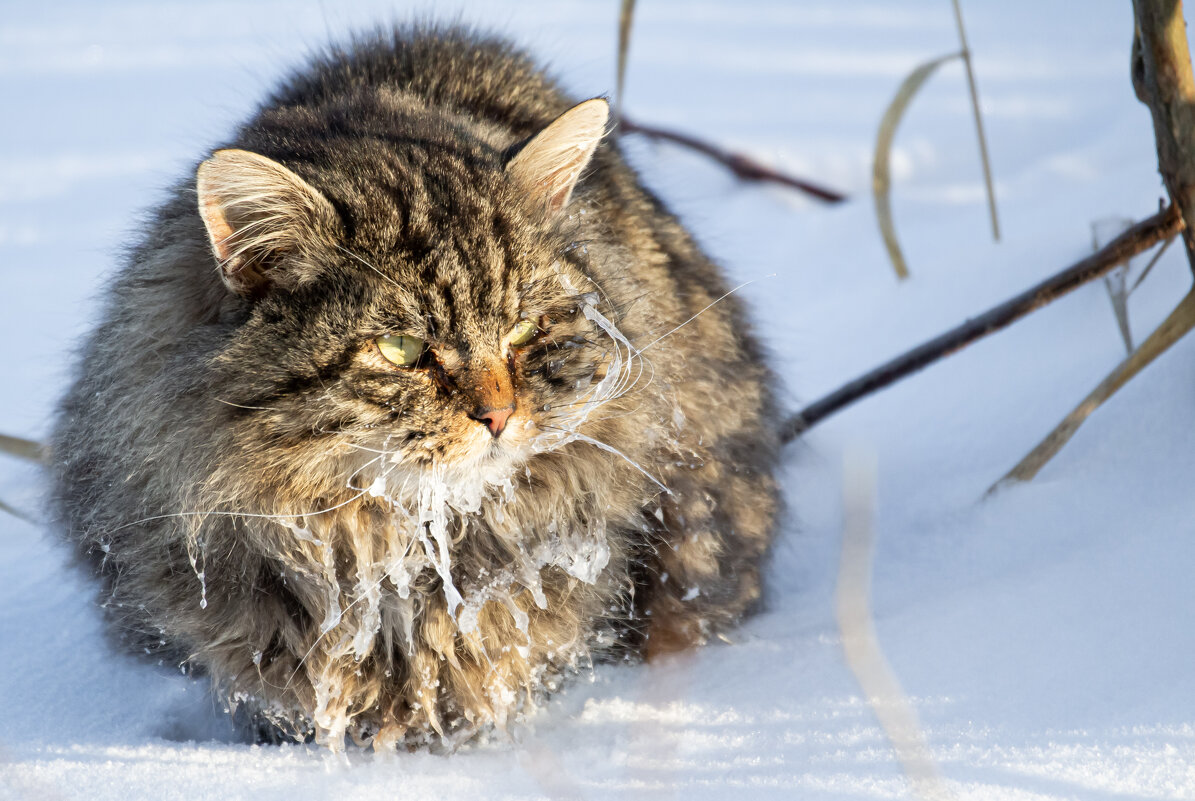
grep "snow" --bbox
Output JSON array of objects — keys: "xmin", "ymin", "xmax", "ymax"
[{"xmin": 2, "ymin": 0, "xmax": 1193, "ymax": 798}]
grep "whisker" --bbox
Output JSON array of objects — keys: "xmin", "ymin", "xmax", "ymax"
[
  {"xmin": 636, "ymin": 275, "xmax": 772, "ymax": 354},
  {"xmin": 108, "ymin": 487, "xmax": 376, "ymax": 534},
  {"xmin": 335, "ymin": 243, "xmax": 404, "ymax": 290},
  {"xmin": 214, "ymin": 397, "xmax": 277, "ymax": 412},
  {"xmin": 538, "ymin": 424, "xmax": 670, "ymax": 494}
]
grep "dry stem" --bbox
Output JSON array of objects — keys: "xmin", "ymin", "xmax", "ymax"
[
  {"xmin": 993, "ymin": 287, "xmax": 1195, "ymax": 489},
  {"xmin": 952, "ymin": 0, "xmax": 1000, "ymax": 242},
  {"xmin": 0, "ymin": 433, "xmax": 44, "ymax": 464}
]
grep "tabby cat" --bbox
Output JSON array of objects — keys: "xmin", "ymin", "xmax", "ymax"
[{"xmin": 51, "ymin": 25, "xmax": 779, "ymax": 749}]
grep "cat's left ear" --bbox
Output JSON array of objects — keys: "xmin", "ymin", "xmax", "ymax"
[{"xmin": 505, "ymin": 98, "xmax": 609, "ymax": 217}]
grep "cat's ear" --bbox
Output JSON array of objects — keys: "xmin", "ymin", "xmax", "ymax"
[
  {"xmin": 196, "ymin": 149, "xmax": 339, "ymax": 296},
  {"xmin": 505, "ymin": 98, "xmax": 609, "ymax": 217}
]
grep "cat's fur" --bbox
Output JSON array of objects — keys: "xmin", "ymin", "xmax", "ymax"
[{"xmin": 51, "ymin": 26, "xmax": 778, "ymax": 749}]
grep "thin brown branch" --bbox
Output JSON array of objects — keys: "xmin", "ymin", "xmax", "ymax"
[
  {"xmin": 1133, "ymin": 0, "xmax": 1195, "ymax": 272},
  {"xmin": 781, "ymin": 204, "xmax": 1183, "ymax": 442},
  {"xmin": 618, "ymin": 116, "xmax": 848, "ymax": 204}
]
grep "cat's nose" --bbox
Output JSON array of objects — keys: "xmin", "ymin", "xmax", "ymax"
[{"xmin": 471, "ymin": 404, "xmax": 514, "ymax": 437}]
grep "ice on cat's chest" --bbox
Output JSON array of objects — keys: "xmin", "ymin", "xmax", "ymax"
[{"xmin": 242, "ymin": 270, "xmax": 646, "ymax": 724}]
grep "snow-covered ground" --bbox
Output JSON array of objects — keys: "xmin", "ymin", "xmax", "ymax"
[{"xmin": 2, "ymin": 2, "xmax": 1193, "ymax": 799}]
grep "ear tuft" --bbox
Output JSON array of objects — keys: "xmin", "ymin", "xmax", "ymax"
[
  {"xmin": 196, "ymin": 149, "xmax": 337, "ymax": 296},
  {"xmin": 505, "ymin": 98, "xmax": 610, "ymax": 217}
]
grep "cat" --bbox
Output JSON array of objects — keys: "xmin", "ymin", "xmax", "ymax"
[{"xmin": 50, "ymin": 24, "xmax": 779, "ymax": 749}]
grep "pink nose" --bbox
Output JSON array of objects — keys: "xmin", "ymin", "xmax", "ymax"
[{"xmin": 473, "ymin": 405, "xmax": 514, "ymax": 437}]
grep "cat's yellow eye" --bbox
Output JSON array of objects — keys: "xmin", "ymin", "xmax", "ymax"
[
  {"xmin": 508, "ymin": 319, "xmax": 539, "ymax": 347},
  {"xmin": 376, "ymin": 334, "xmax": 425, "ymax": 367}
]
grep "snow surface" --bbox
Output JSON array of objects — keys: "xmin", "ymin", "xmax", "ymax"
[{"xmin": 2, "ymin": 1, "xmax": 1194, "ymax": 799}]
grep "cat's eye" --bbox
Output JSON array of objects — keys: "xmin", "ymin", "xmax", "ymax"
[
  {"xmin": 376, "ymin": 334, "xmax": 425, "ymax": 367},
  {"xmin": 508, "ymin": 319, "xmax": 539, "ymax": 347}
]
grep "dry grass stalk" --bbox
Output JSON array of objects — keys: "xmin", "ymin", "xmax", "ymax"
[
  {"xmin": 1131, "ymin": 234, "xmax": 1175, "ymax": 291},
  {"xmin": 873, "ymin": 52, "xmax": 960, "ymax": 280},
  {"xmin": 952, "ymin": 0, "xmax": 1000, "ymax": 241},
  {"xmin": 0, "ymin": 433, "xmax": 44, "ymax": 464},
  {"xmin": 615, "ymin": 0, "xmax": 635, "ymax": 119},
  {"xmin": 992, "ymin": 287, "xmax": 1195, "ymax": 489},
  {"xmin": 0, "ymin": 497, "xmax": 35, "ymax": 525},
  {"xmin": 0, "ymin": 434, "xmax": 43, "ymax": 522}
]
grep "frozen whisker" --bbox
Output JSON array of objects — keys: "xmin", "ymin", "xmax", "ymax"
[
  {"xmin": 333, "ymin": 442, "xmax": 393, "ymax": 455},
  {"xmin": 574, "ymin": 398, "xmax": 652, "ymax": 425},
  {"xmin": 537, "ymin": 424, "xmax": 671, "ymax": 495},
  {"xmin": 601, "ymin": 342, "xmax": 655, "ymax": 405},
  {"xmin": 108, "ymin": 488, "xmax": 380, "ymax": 535}
]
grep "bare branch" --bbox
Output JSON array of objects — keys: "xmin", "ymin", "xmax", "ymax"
[
  {"xmin": 618, "ymin": 116, "xmax": 848, "ymax": 204},
  {"xmin": 781, "ymin": 205, "xmax": 1183, "ymax": 442}
]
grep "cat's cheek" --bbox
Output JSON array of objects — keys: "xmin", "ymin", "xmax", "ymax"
[{"xmin": 507, "ymin": 414, "xmax": 539, "ymax": 444}]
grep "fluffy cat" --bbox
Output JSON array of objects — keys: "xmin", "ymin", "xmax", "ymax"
[{"xmin": 51, "ymin": 25, "xmax": 779, "ymax": 749}]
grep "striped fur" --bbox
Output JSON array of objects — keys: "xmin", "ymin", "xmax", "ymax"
[{"xmin": 50, "ymin": 25, "xmax": 780, "ymax": 749}]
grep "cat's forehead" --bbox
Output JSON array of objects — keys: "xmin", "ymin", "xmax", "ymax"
[
  {"xmin": 342, "ymin": 194, "xmax": 558, "ymax": 342},
  {"xmin": 291, "ymin": 132, "xmax": 580, "ymax": 339}
]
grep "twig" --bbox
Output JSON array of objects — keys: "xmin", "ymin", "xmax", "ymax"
[
  {"xmin": 952, "ymin": 0, "xmax": 1000, "ymax": 241},
  {"xmin": 618, "ymin": 116, "xmax": 848, "ymax": 204},
  {"xmin": 781, "ymin": 204, "xmax": 1183, "ymax": 442},
  {"xmin": 1131, "ymin": 234, "xmax": 1174, "ymax": 291},
  {"xmin": 0, "ymin": 432, "xmax": 45, "ymax": 464},
  {"xmin": 992, "ymin": 287, "xmax": 1195, "ymax": 490}
]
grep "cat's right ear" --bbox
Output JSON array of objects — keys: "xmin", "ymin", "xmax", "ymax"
[
  {"xmin": 196, "ymin": 149, "xmax": 339, "ymax": 296},
  {"xmin": 505, "ymin": 98, "xmax": 610, "ymax": 218}
]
